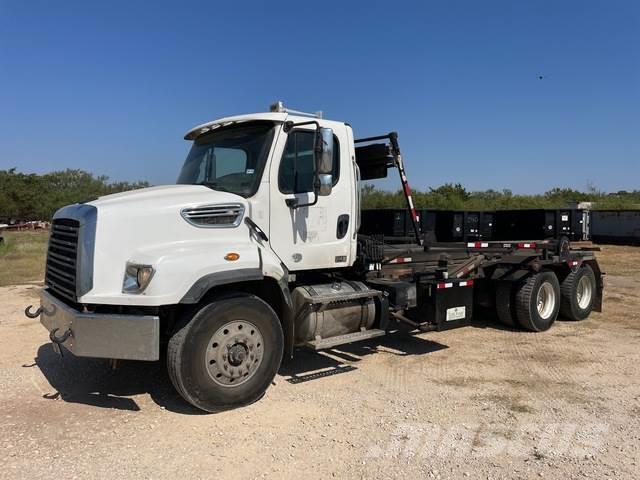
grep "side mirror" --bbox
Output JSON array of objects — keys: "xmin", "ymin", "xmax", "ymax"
[
  {"xmin": 317, "ymin": 174, "xmax": 333, "ymax": 196},
  {"xmin": 315, "ymin": 127, "xmax": 334, "ymax": 174},
  {"xmin": 285, "ymin": 125, "xmax": 334, "ymax": 208},
  {"xmin": 315, "ymin": 127, "xmax": 334, "ymax": 196}
]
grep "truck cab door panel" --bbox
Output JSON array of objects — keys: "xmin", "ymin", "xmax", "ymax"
[{"xmin": 269, "ymin": 124, "xmax": 353, "ymax": 271}]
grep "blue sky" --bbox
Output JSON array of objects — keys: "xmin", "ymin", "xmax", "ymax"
[{"xmin": 0, "ymin": 0, "xmax": 638, "ymax": 193}]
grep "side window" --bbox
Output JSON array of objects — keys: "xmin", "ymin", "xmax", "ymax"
[{"xmin": 278, "ymin": 130, "xmax": 340, "ymax": 194}]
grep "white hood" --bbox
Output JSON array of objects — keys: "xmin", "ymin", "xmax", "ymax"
[
  {"xmin": 82, "ymin": 184, "xmax": 256, "ymax": 305},
  {"xmin": 89, "ymin": 184, "xmax": 245, "ymax": 211}
]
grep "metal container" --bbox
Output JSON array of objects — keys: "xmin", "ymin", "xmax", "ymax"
[
  {"xmin": 360, "ymin": 209, "xmax": 412, "ymax": 237},
  {"xmin": 421, "ymin": 210, "xmax": 495, "ymax": 242},
  {"xmin": 493, "ymin": 209, "xmax": 586, "ymax": 241},
  {"xmin": 591, "ymin": 210, "xmax": 640, "ymax": 245}
]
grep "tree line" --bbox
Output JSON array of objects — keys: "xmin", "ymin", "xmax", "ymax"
[
  {"xmin": 1, "ymin": 169, "xmax": 638, "ymax": 221},
  {"xmin": 0, "ymin": 168, "xmax": 150, "ymax": 221},
  {"xmin": 362, "ymin": 183, "xmax": 640, "ymax": 211}
]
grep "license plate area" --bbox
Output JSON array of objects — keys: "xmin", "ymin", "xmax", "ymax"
[{"xmin": 446, "ymin": 306, "xmax": 466, "ymax": 321}]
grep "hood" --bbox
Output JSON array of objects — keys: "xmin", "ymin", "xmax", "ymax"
[
  {"xmin": 68, "ymin": 184, "xmax": 255, "ymax": 305},
  {"xmin": 83, "ymin": 183, "xmax": 250, "ymax": 242},
  {"xmin": 89, "ymin": 184, "xmax": 245, "ymax": 211}
]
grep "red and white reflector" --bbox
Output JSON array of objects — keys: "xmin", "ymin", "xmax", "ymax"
[
  {"xmin": 389, "ymin": 257, "xmax": 412, "ymax": 264},
  {"xmin": 437, "ymin": 280, "xmax": 474, "ymax": 289},
  {"xmin": 467, "ymin": 242, "xmax": 489, "ymax": 248},
  {"xmin": 517, "ymin": 242, "xmax": 536, "ymax": 249}
]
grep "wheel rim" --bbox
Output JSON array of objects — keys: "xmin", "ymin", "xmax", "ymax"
[
  {"xmin": 576, "ymin": 275, "xmax": 593, "ymax": 310},
  {"xmin": 536, "ymin": 282, "xmax": 556, "ymax": 320},
  {"xmin": 205, "ymin": 320, "xmax": 264, "ymax": 387}
]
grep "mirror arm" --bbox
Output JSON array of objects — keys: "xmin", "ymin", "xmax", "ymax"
[
  {"xmin": 286, "ymin": 177, "xmax": 321, "ymax": 209},
  {"xmin": 286, "ymin": 191, "xmax": 319, "ymax": 209},
  {"xmin": 245, "ymin": 217, "xmax": 269, "ymax": 242},
  {"xmin": 283, "ymin": 120, "xmax": 320, "ymax": 133}
]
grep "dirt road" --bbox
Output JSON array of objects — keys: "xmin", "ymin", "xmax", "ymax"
[{"xmin": 1, "ymin": 246, "xmax": 638, "ymax": 479}]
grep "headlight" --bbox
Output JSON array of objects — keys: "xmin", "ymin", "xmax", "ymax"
[{"xmin": 123, "ymin": 263, "xmax": 155, "ymax": 293}]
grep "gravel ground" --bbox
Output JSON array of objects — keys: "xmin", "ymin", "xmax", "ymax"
[{"xmin": 0, "ymin": 245, "xmax": 638, "ymax": 479}]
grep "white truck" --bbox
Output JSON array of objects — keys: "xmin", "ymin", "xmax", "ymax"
[{"xmin": 27, "ymin": 102, "xmax": 604, "ymax": 412}]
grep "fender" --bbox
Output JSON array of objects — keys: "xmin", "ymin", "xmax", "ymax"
[
  {"xmin": 179, "ymin": 268, "xmax": 264, "ymax": 304},
  {"xmin": 179, "ymin": 247, "xmax": 297, "ymax": 358}
]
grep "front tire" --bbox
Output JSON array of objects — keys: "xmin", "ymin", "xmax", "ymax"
[
  {"xmin": 167, "ymin": 294, "xmax": 284, "ymax": 413},
  {"xmin": 515, "ymin": 271, "xmax": 561, "ymax": 332},
  {"xmin": 560, "ymin": 265, "xmax": 596, "ymax": 321}
]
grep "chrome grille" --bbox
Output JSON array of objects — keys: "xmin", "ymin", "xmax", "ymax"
[
  {"xmin": 45, "ymin": 219, "xmax": 79, "ymax": 301},
  {"xmin": 181, "ymin": 204, "xmax": 244, "ymax": 228}
]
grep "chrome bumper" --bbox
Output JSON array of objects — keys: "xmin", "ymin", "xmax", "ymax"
[{"xmin": 39, "ymin": 289, "xmax": 160, "ymax": 361}]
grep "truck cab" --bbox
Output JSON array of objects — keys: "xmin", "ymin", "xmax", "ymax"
[{"xmin": 178, "ymin": 108, "xmax": 360, "ymax": 272}]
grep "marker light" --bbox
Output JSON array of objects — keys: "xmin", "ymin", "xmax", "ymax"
[{"xmin": 224, "ymin": 253, "xmax": 240, "ymax": 261}]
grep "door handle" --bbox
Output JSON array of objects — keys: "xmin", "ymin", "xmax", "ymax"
[{"xmin": 337, "ymin": 214, "xmax": 349, "ymax": 239}]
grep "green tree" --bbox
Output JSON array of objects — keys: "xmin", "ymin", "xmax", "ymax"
[{"xmin": 0, "ymin": 168, "xmax": 150, "ymax": 221}]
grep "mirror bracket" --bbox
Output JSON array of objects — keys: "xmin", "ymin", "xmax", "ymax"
[
  {"xmin": 283, "ymin": 119, "xmax": 319, "ymax": 133},
  {"xmin": 286, "ymin": 194, "xmax": 318, "ymax": 210}
]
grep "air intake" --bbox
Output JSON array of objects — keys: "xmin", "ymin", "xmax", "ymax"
[
  {"xmin": 181, "ymin": 204, "xmax": 245, "ymax": 228},
  {"xmin": 45, "ymin": 219, "xmax": 80, "ymax": 301}
]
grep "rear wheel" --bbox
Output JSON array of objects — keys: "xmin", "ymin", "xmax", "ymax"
[
  {"xmin": 515, "ymin": 271, "xmax": 560, "ymax": 332},
  {"xmin": 496, "ymin": 282, "xmax": 519, "ymax": 328},
  {"xmin": 167, "ymin": 294, "xmax": 284, "ymax": 413},
  {"xmin": 560, "ymin": 265, "xmax": 596, "ymax": 321},
  {"xmin": 557, "ymin": 235, "xmax": 571, "ymax": 258}
]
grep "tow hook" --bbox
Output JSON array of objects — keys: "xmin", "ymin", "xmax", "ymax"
[
  {"xmin": 49, "ymin": 328, "xmax": 73, "ymax": 357},
  {"xmin": 24, "ymin": 305, "xmax": 43, "ymax": 318}
]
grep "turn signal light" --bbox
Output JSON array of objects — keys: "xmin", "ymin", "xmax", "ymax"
[{"xmin": 224, "ymin": 252, "xmax": 240, "ymax": 261}]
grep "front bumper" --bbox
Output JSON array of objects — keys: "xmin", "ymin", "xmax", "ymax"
[{"xmin": 39, "ymin": 289, "xmax": 160, "ymax": 361}]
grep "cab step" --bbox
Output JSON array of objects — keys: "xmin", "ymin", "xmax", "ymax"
[{"xmin": 304, "ymin": 328, "xmax": 386, "ymax": 351}]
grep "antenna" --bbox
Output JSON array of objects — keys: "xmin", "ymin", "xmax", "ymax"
[{"xmin": 269, "ymin": 100, "xmax": 323, "ymax": 119}]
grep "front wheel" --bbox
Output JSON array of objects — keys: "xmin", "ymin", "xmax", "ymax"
[
  {"xmin": 515, "ymin": 271, "xmax": 561, "ymax": 332},
  {"xmin": 167, "ymin": 294, "xmax": 284, "ymax": 413}
]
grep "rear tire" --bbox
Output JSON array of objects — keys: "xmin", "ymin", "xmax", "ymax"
[
  {"xmin": 496, "ymin": 282, "xmax": 519, "ymax": 328},
  {"xmin": 560, "ymin": 265, "xmax": 596, "ymax": 321},
  {"xmin": 515, "ymin": 271, "xmax": 560, "ymax": 332},
  {"xmin": 557, "ymin": 235, "xmax": 571, "ymax": 258},
  {"xmin": 167, "ymin": 294, "xmax": 284, "ymax": 413}
]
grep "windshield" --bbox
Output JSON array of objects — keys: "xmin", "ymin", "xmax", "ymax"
[{"xmin": 177, "ymin": 121, "xmax": 276, "ymax": 197}]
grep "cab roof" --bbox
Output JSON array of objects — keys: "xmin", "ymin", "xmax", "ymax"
[{"xmin": 184, "ymin": 112, "xmax": 346, "ymax": 141}]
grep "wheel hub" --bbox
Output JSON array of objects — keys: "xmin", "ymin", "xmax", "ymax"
[
  {"xmin": 205, "ymin": 320, "xmax": 264, "ymax": 387},
  {"xmin": 576, "ymin": 274, "xmax": 593, "ymax": 309},
  {"xmin": 536, "ymin": 282, "xmax": 556, "ymax": 320},
  {"xmin": 228, "ymin": 343, "xmax": 248, "ymax": 366}
]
